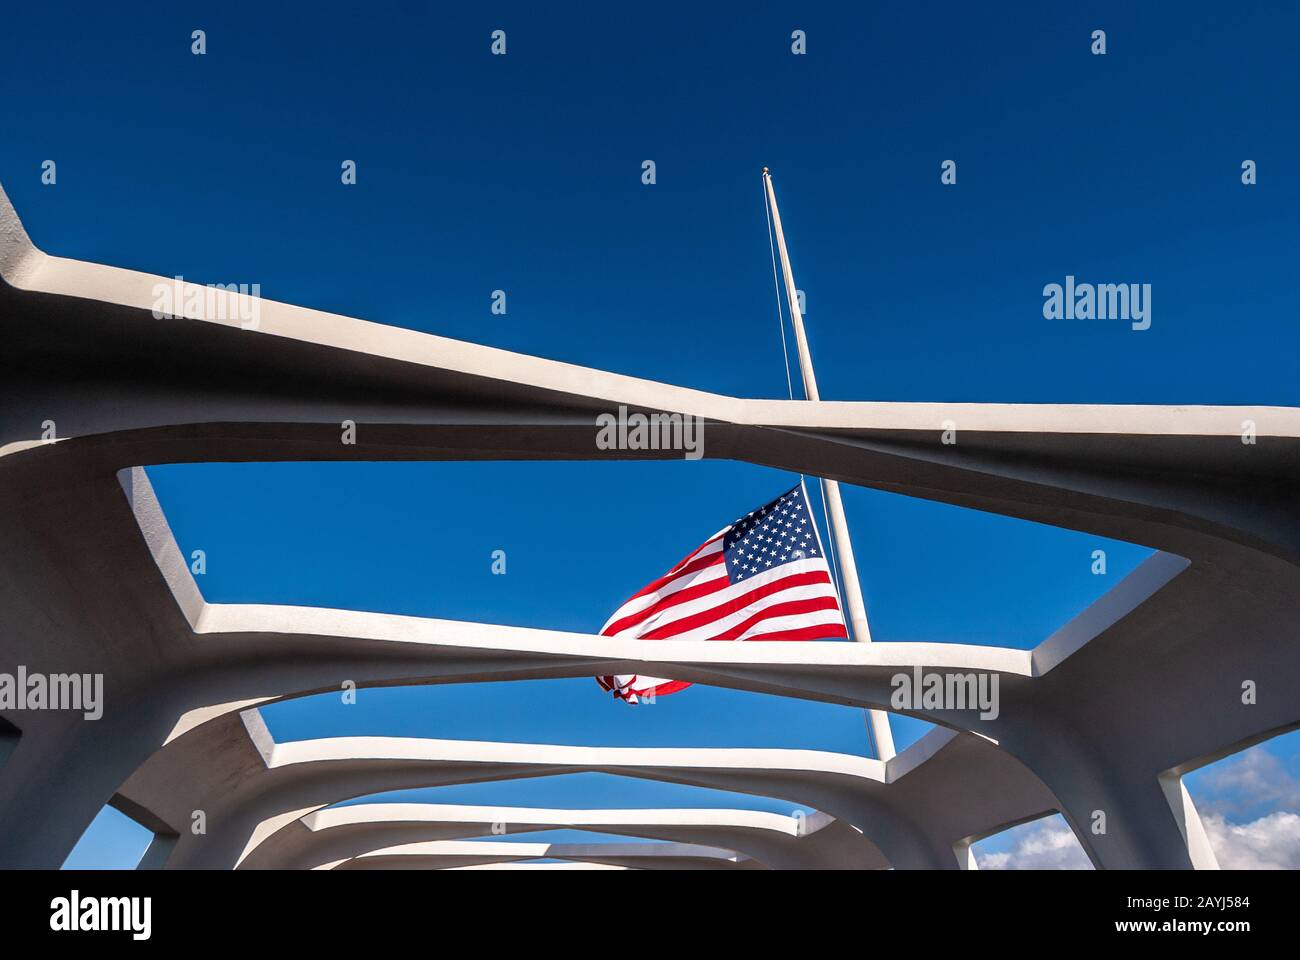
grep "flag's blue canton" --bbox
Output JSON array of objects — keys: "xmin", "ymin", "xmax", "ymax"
[{"xmin": 722, "ymin": 484, "xmax": 822, "ymax": 584}]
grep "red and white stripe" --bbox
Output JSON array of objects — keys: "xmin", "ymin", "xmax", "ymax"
[{"xmin": 596, "ymin": 517, "xmax": 847, "ymax": 704}]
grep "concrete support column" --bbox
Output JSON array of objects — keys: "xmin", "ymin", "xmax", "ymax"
[
  {"xmin": 953, "ymin": 839, "xmax": 979, "ymax": 870},
  {"xmin": 0, "ymin": 703, "xmax": 176, "ymax": 868},
  {"xmin": 1008, "ymin": 732, "xmax": 1201, "ymax": 870},
  {"xmin": 0, "ymin": 720, "xmax": 131, "ymax": 868},
  {"xmin": 1157, "ymin": 771, "xmax": 1220, "ymax": 870}
]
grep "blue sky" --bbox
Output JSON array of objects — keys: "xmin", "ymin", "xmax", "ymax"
[{"xmin": 3, "ymin": 1, "xmax": 1294, "ymax": 868}]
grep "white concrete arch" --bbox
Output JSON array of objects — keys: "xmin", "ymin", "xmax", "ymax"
[
  {"xmin": 246, "ymin": 802, "xmax": 878, "ymax": 871},
  {"xmin": 333, "ymin": 840, "xmax": 757, "ymax": 871},
  {"xmin": 116, "ymin": 708, "xmax": 1055, "ymax": 871}
]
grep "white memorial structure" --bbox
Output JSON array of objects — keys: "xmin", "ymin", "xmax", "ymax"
[{"xmin": 1, "ymin": 177, "xmax": 1296, "ymax": 870}]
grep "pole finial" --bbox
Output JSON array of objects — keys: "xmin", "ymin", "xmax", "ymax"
[{"xmin": 762, "ymin": 167, "xmax": 769, "ymax": 175}]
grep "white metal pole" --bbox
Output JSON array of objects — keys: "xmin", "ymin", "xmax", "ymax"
[{"xmin": 762, "ymin": 168, "xmax": 896, "ymax": 761}]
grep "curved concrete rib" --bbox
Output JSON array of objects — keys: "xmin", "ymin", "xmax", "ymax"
[
  {"xmin": 116, "ymin": 709, "xmax": 1049, "ymax": 871},
  {"xmin": 335, "ymin": 840, "xmax": 757, "ymax": 871},
  {"xmin": 250, "ymin": 804, "xmax": 880, "ymax": 872},
  {"xmin": 2, "ymin": 180, "xmax": 1297, "ymax": 870}
]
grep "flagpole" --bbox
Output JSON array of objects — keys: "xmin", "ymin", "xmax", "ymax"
[{"xmin": 762, "ymin": 168, "xmax": 896, "ymax": 762}]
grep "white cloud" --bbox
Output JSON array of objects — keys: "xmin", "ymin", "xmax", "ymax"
[
  {"xmin": 1187, "ymin": 738, "xmax": 1300, "ymax": 868},
  {"xmin": 976, "ymin": 817, "xmax": 1092, "ymax": 870},
  {"xmin": 1201, "ymin": 811, "xmax": 1300, "ymax": 869},
  {"xmin": 1196, "ymin": 745, "xmax": 1300, "ymax": 817},
  {"xmin": 974, "ymin": 740, "xmax": 1300, "ymax": 870}
]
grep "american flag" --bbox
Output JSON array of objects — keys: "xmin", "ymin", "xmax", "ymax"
[{"xmin": 596, "ymin": 481, "xmax": 848, "ymax": 703}]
